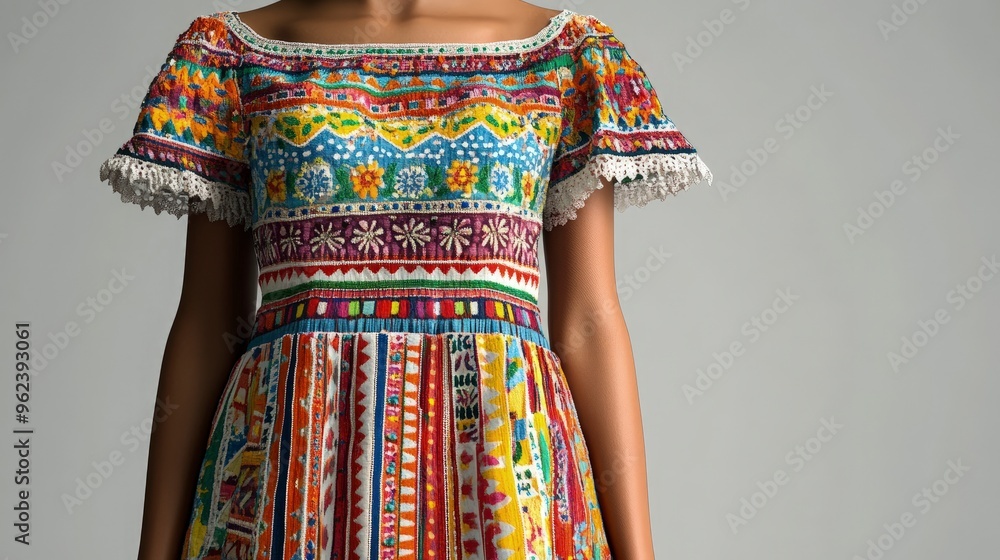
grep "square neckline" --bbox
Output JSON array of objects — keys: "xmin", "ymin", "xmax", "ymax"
[{"xmin": 222, "ymin": 9, "xmax": 574, "ymax": 58}]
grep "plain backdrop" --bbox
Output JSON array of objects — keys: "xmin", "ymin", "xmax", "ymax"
[{"xmin": 1, "ymin": 0, "xmax": 998, "ymax": 558}]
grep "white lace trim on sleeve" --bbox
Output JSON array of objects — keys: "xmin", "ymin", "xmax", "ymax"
[
  {"xmin": 543, "ymin": 152, "xmax": 713, "ymax": 231},
  {"xmin": 99, "ymin": 153, "xmax": 252, "ymax": 230}
]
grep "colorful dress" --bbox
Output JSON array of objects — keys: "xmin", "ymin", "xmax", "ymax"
[{"xmin": 99, "ymin": 9, "xmax": 712, "ymax": 560}]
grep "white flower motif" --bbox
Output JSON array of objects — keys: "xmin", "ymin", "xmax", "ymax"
[
  {"xmin": 509, "ymin": 221, "xmax": 531, "ymax": 260},
  {"xmin": 394, "ymin": 165, "xmax": 429, "ymax": 198},
  {"xmin": 392, "ymin": 217, "xmax": 431, "ymax": 252},
  {"xmin": 352, "ymin": 219, "xmax": 385, "ymax": 256},
  {"xmin": 310, "ymin": 222, "xmax": 345, "ymax": 255},
  {"xmin": 439, "ymin": 217, "xmax": 472, "ymax": 256},
  {"xmin": 279, "ymin": 224, "xmax": 303, "ymax": 256},
  {"xmin": 490, "ymin": 164, "xmax": 514, "ymax": 200},
  {"xmin": 261, "ymin": 228, "xmax": 279, "ymax": 263},
  {"xmin": 480, "ymin": 217, "xmax": 510, "ymax": 253}
]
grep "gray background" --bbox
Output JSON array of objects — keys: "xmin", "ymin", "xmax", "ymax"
[{"xmin": 2, "ymin": 0, "xmax": 998, "ymax": 558}]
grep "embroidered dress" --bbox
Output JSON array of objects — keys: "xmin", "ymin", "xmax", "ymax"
[{"xmin": 99, "ymin": 9, "xmax": 712, "ymax": 560}]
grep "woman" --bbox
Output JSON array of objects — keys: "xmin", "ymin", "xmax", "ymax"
[{"xmin": 100, "ymin": 1, "xmax": 712, "ymax": 558}]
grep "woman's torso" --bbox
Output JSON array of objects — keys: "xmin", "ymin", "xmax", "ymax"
[{"xmin": 207, "ymin": 9, "xmax": 582, "ymax": 348}]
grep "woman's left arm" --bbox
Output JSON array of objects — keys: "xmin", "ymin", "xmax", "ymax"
[{"xmin": 543, "ymin": 178, "xmax": 656, "ymax": 560}]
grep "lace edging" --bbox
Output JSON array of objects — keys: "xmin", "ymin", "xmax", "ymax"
[
  {"xmin": 98, "ymin": 153, "xmax": 252, "ymax": 230},
  {"xmin": 542, "ymin": 152, "xmax": 714, "ymax": 231}
]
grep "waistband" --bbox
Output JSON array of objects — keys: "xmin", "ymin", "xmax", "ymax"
[{"xmin": 247, "ymin": 293, "xmax": 549, "ymax": 349}]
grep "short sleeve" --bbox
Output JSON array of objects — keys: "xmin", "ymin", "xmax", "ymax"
[
  {"xmin": 543, "ymin": 15, "xmax": 713, "ymax": 231},
  {"xmin": 98, "ymin": 14, "xmax": 252, "ymax": 230}
]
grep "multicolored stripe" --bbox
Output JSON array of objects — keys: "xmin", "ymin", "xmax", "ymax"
[{"xmin": 183, "ymin": 331, "xmax": 610, "ymax": 559}]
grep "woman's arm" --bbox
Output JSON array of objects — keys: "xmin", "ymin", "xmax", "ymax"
[
  {"xmin": 543, "ymin": 179, "xmax": 656, "ymax": 560},
  {"xmin": 135, "ymin": 213, "xmax": 258, "ymax": 560}
]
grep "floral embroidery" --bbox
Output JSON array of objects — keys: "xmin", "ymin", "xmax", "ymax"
[
  {"xmin": 309, "ymin": 222, "xmax": 345, "ymax": 255},
  {"xmin": 393, "ymin": 165, "xmax": 429, "ymax": 198},
  {"xmin": 439, "ymin": 217, "xmax": 472, "ymax": 256},
  {"xmin": 481, "ymin": 217, "xmax": 510, "ymax": 252},
  {"xmin": 391, "ymin": 217, "xmax": 431, "ymax": 252},
  {"xmin": 279, "ymin": 224, "xmax": 303, "ymax": 256},
  {"xmin": 509, "ymin": 221, "xmax": 530, "ymax": 260},
  {"xmin": 351, "ymin": 160, "xmax": 384, "ymax": 199},
  {"xmin": 490, "ymin": 163, "xmax": 514, "ymax": 200},
  {"xmin": 446, "ymin": 160, "xmax": 478, "ymax": 195},
  {"xmin": 352, "ymin": 219, "xmax": 385, "ymax": 256},
  {"xmin": 521, "ymin": 171, "xmax": 536, "ymax": 208},
  {"xmin": 266, "ymin": 169, "xmax": 286, "ymax": 202},
  {"xmin": 294, "ymin": 159, "xmax": 335, "ymax": 203},
  {"xmin": 260, "ymin": 227, "xmax": 278, "ymax": 262}
]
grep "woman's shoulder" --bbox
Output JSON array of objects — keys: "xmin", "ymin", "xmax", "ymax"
[
  {"xmin": 559, "ymin": 10, "xmax": 625, "ymax": 49},
  {"xmin": 172, "ymin": 11, "xmax": 232, "ymax": 40},
  {"xmin": 159, "ymin": 12, "xmax": 242, "ymax": 67}
]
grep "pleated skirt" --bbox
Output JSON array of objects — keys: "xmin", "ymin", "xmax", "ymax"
[{"xmin": 180, "ymin": 330, "xmax": 612, "ymax": 560}]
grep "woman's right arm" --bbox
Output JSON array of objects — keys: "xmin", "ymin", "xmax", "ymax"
[{"xmin": 135, "ymin": 212, "xmax": 258, "ymax": 560}]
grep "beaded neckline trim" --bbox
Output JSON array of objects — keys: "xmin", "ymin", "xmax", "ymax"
[{"xmin": 221, "ymin": 9, "xmax": 574, "ymax": 58}]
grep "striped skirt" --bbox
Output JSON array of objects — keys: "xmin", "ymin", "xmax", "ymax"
[{"xmin": 180, "ymin": 330, "xmax": 612, "ymax": 559}]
